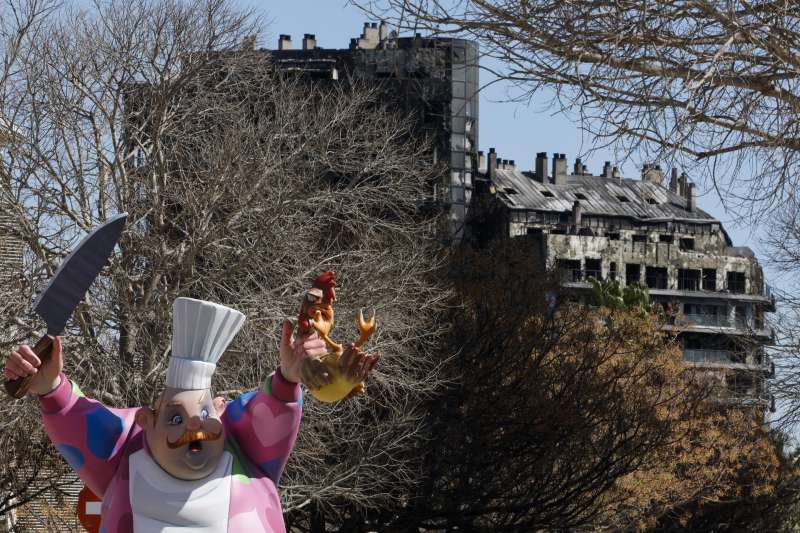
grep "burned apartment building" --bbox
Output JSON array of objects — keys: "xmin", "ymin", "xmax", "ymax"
[
  {"xmin": 472, "ymin": 150, "xmax": 776, "ymax": 409},
  {"xmin": 267, "ymin": 23, "xmax": 479, "ymax": 241},
  {"xmin": 126, "ymin": 22, "xmax": 479, "ymax": 241}
]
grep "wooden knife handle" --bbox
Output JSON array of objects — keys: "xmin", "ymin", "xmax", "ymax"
[{"xmin": 4, "ymin": 335, "xmax": 54, "ymax": 399}]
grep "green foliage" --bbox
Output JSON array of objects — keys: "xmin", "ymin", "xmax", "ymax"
[{"xmin": 589, "ymin": 277, "xmax": 651, "ymax": 315}]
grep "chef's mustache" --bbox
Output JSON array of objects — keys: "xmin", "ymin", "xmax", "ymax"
[{"xmin": 167, "ymin": 429, "xmax": 222, "ymax": 449}]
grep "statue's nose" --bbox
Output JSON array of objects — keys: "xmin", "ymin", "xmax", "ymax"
[{"xmin": 186, "ymin": 417, "xmax": 202, "ymax": 431}]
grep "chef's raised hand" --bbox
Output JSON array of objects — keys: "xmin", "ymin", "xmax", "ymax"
[
  {"xmin": 278, "ymin": 319, "xmax": 332, "ymax": 388},
  {"xmin": 4, "ymin": 337, "xmax": 63, "ymax": 396}
]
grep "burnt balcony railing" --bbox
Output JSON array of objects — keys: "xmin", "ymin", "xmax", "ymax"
[
  {"xmin": 683, "ymin": 313, "xmax": 731, "ymax": 328},
  {"xmin": 684, "ymin": 348, "xmax": 739, "ymax": 365}
]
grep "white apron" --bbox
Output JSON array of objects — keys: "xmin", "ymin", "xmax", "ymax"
[{"xmin": 129, "ymin": 448, "xmax": 233, "ymax": 533}]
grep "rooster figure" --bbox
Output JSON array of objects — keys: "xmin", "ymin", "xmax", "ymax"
[{"xmin": 297, "ymin": 271, "xmax": 376, "ymax": 402}]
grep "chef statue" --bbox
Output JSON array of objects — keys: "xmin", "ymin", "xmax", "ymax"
[{"xmin": 3, "ymin": 296, "xmax": 378, "ymax": 532}]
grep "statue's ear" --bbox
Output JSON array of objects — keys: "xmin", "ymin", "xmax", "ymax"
[
  {"xmin": 135, "ymin": 407, "xmax": 154, "ymax": 429},
  {"xmin": 213, "ymin": 396, "xmax": 226, "ymax": 417}
]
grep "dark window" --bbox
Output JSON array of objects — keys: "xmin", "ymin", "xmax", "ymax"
[
  {"xmin": 609, "ymin": 262, "xmax": 618, "ymax": 280},
  {"xmin": 646, "ymin": 197, "xmax": 658, "ymax": 205},
  {"xmin": 626, "ymin": 264, "xmax": 641, "ymax": 286},
  {"xmin": 678, "ymin": 269, "xmax": 701, "ymax": 291},
  {"xmin": 632, "ymin": 234, "xmax": 648, "ymax": 243},
  {"xmin": 617, "ymin": 195, "xmax": 630, "ymax": 202},
  {"xmin": 680, "ymin": 238, "xmax": 695, "ymax": 251},
  {"xmin": 606, "ymin": 232, "xmax": 620, "ymax": 240},
  {"xmin": 541, "ymin": 190, "xmax": 555, "ymax": 198},
  {"xmin": 585, "ymin": 258, "xmax": 602, "ymax": 280},
  {"xmin": 728, "ymin": 373, "xmax": 754, "ymax": 396},
  {"xmin": 659, "ymin": 234, "xmax": 674, "ymax": 244},
  {"xmin": 556, "ymin": 259, "xmax": 582, "ymax": 282},
  {"xmin": 727, "ymin": 271, "xmax": 746, "ymax": 293},
  {"xmin": 503, "ymin": 187, "xmax": 517, "ymax": 195},
  {"xmin": 575, "ymin": 193, "xmax": 588, "ymax": 200},
  {"xmin": 702, "ymin": 269, "xmax": 716, "ymax": 291},
  {"xmin": 735, "ymin": 305, "xmax": 748, "ymax": 329},
  {"xmin": 646, "ymin": 267, "xmax": 669, "ymax": 289}
]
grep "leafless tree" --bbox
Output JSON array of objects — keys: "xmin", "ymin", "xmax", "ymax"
[{"xmin": 0, "ymin": 0, "xmax": 449, "ymax": 527}]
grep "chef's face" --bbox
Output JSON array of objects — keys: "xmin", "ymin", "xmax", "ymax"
[{"xmin": 136, "ymin": 388, "xmax": 226, "ymax": 480}]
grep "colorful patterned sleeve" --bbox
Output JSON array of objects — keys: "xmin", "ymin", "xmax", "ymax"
[
  {"xmin": 38, "ymin": 372, "xmax": 140, "ymax": 497},
  {"xmin": 222, "ymin": 367, "xmax": 302, "ymax": 485}
]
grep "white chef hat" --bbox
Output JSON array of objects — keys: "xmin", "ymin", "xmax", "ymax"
[{"xmin": 166, "ymin": 297, "xmax": 247, "ymax": 390}]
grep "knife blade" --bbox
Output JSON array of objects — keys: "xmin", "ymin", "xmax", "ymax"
[{"xmin": 4, "ymin": 213, "xmax": 127, "ymax": 398}]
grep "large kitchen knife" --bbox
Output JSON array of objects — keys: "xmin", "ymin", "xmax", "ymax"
[{"xmin": 4, "ymin": 213, "xmax": 127, "ymax": 399}]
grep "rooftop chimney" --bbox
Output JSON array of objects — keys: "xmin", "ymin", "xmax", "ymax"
[
  {"xmin": 488, "ymin": 148, "xmax": 497, "ymax": 180},
  {"xmin": 278, "ymin": 34, "xmax": 292, "ymax": 50},
  {"xmin": 302, "ymin": 34, "xmax": 316, "ymax": 50},
  {"xmin": 602, "ymin": 161, "xmax": 613, "ymax": 178},
  {"xmin": 478, "ymin": 151, "xmax": 485, "ymax": 172},
  {"xmin": 642, "ymin": 163, "xmax": 664, "ymax": 185},
  {"xmin": 509, "ymin": 159, "xmax": 516, "ymax": 170},
  {"xmin": 573, "ymin": 157, "xmax": 583, "ymax": 175},
  {"xmin": 361, "ymin": 22, "xmax": 379, "ymax": 49},
  {"xmin": 553, "ymin": 153, "xmax": 568, "ymax": 185},
  {"xmin": 379, "ymin": 20, "xmax": 389, "ymax": 43},
  {"xmin": 679, "ymin": 171, "xmax": 688, "ymax": 197},
  {"xmin": 612, "ymin": 166, "xmax": 621, "ymax": 179},
  {"xmin": 534, "ymin": 152, "xmax": 548, "ymax": 183},
  {"xmin": 687, "ymin": 182, "xmax": 697, "ymax": 212},
  {"xmin": 669, "ymin": 168, "xmax": 679, "ymax": 193},
  {"xmin": 572, "ymin": 200, "xmax": 583, "ymax": 228}
]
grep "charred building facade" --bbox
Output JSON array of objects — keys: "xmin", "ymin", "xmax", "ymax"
[
  {"xmin": 473, "ymin": 151, "xmax": 776, "ymax": 408},
  {"xmin": 268, "ymin": 23, "xmax": 480, "ymax": 241}
]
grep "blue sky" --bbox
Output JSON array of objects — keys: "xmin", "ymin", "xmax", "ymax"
[{"xmin": 239, "ymin": 0, "xmax": 761, "ymax": 255}]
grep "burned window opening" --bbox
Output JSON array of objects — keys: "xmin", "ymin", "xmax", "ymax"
[
  {"xmin": 646, "ymin": 266, "xmax": 669, "ymax": 289},
  {"xmin": 585, "ymin": 258, "xmax": 602, "ymax": 280},
  {"xmin": 556, "ymin": 259, "xmax": 582, "ymax": 282},
  {"xmin": 678, "ymin": 268, "xmax": 701, "ymax": 291},
  {"xmin": 727, "ymin": 271, "xmax": 746, "ymax": 294},
  {"xmin": 626, "ymin": 264, "xmax": 641, "ymax": 286},
  {"xmin": 702, "ymin": 269, "xmax": 716, "ymax": 291}
]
